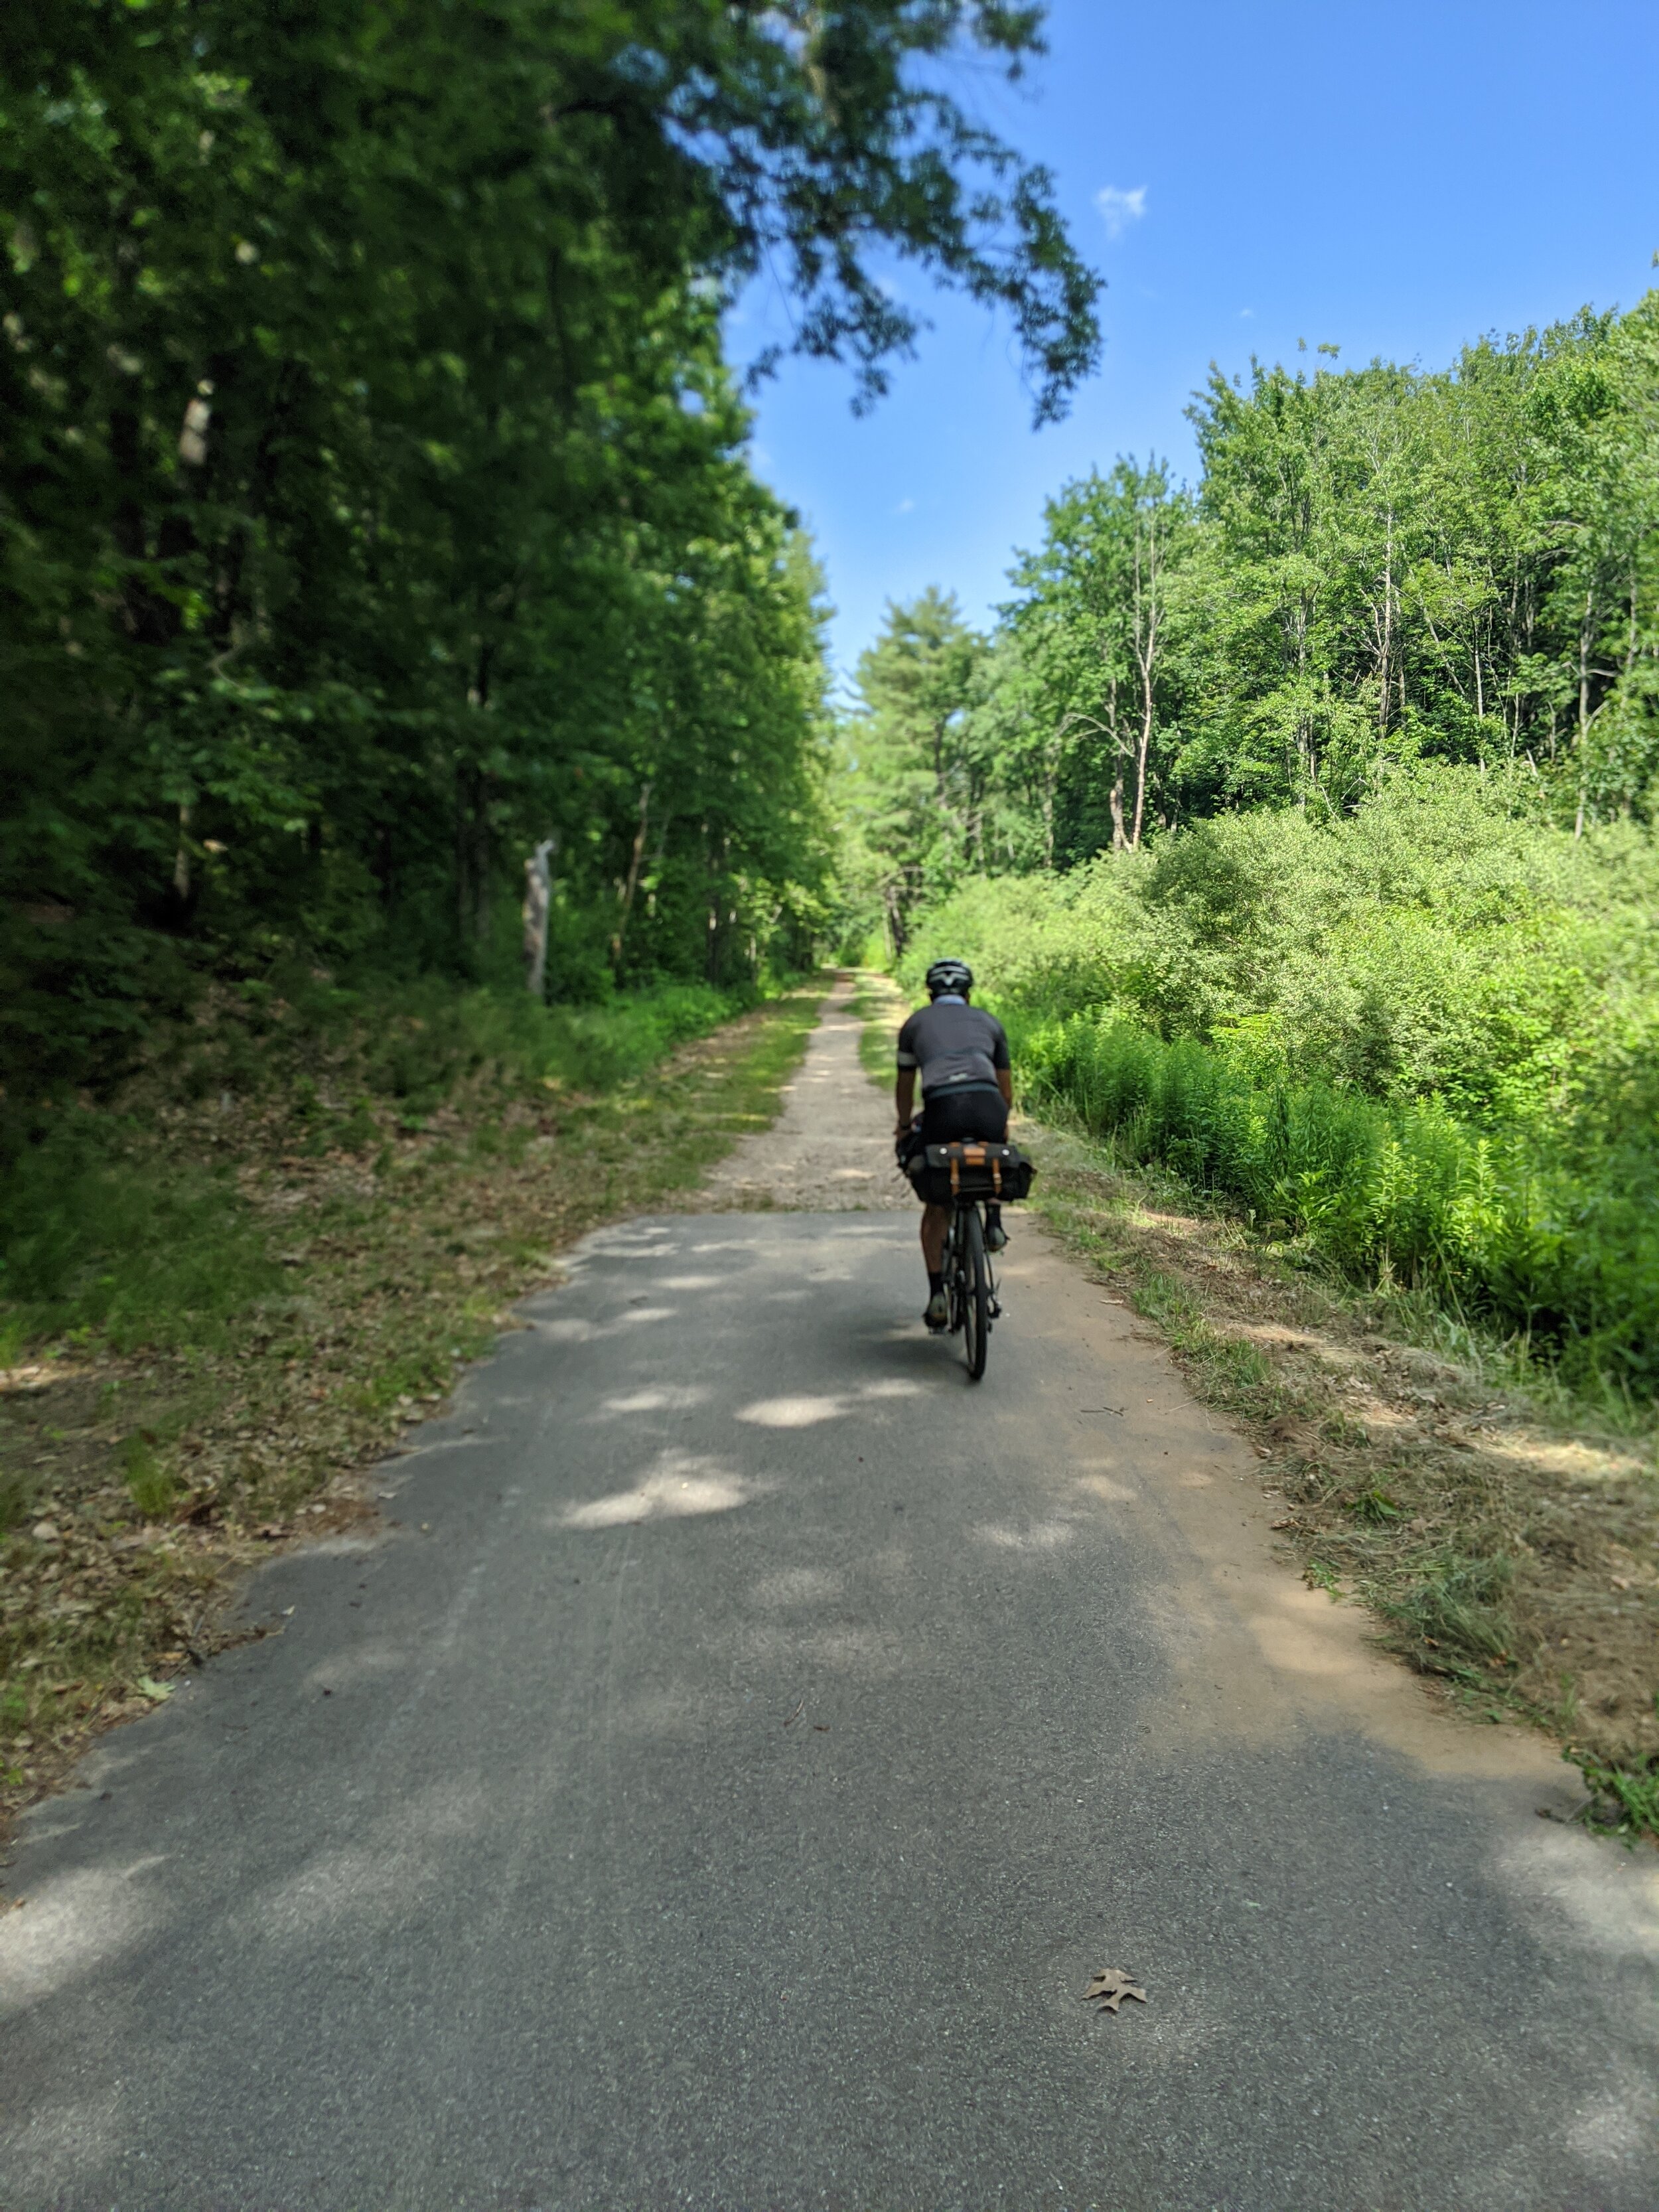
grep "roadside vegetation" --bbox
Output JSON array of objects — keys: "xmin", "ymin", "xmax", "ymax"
[
  {"xmin": 906, "ymin": 780, "xmax": 1659, "ymax": 1398},
  {"xmin": 895, "ymin": 791, "xmax": 1659, "ymax": 1835},
  {"xmin": 835, "ymin": 290, "xmax": 1659, "ymax": 1836},
  {"xmin": 1, "ymin": 3, "xmax": 1101, "ymax": 1832},
  {"xmin": 0, "ymin": 976, "xmax": 822, "ymax": 1818}
]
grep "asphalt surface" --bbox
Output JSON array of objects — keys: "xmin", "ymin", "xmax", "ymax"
[{"xmin": 2, "ymin": 1062, "xmax": 1657, "ymax": 2208}]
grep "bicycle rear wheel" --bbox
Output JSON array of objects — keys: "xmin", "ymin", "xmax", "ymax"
[{"xmin": 960, "ymin": 1203, "xmax": 989, "ymax": 1380}]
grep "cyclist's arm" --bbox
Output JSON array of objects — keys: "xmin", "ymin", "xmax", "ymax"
[
  {"xmin": 895, "ymin": 1068, "xmax": 916, "ymax": 1134},
  {"xmin": 991, "ymin": 1019, "xmax": 1013, "ymax": 1110}
]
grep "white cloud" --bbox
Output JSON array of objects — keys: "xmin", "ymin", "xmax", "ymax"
[
  {"xmin": 895, "ymin": 497, "xmax": 916, "ymax": 516},
  {"xmin": 1095, "ymin": 184, "xmax": 1147, "ymax": 241}
]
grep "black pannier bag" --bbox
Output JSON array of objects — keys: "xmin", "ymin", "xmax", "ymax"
[{"xmin": 904, "ymin": 1138, "xmax": 1036, "ymax": 1207}]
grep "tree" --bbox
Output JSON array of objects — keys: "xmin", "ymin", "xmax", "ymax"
[
  {"xmin": 1006, "ymin": 460, "xmax": 1191, "ymax": 851},
  {"xmin": 840, "ymin": 590, "xmax": 989, "ymax": 952},
  {"xmin": 0, "ymin": 0, "xmax": 1104, "ymax": 1088}
]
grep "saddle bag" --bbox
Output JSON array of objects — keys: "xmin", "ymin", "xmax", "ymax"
[{"xmin": 904, "ymin": 1139, "xmax": 1035, "ymax": 1207}]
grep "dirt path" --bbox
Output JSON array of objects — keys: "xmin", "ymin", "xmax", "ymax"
[{"xmin": 695, "ymin": 972, "xmax": 912, "ymax": 1212}]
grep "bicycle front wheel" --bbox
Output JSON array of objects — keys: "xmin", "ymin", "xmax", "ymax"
[{"xmin": 960, "ymin": 1204, "xmax": 989, "ymax": 1381}]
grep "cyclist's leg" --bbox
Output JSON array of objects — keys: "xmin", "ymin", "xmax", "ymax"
[
  {"xmin": 920, "ymin": 1201, "xmax": 951, "ymax": 1328},
  {"xmin": 914, "ymin": 1088, "xmax": 1005, "ymax": 1327}
]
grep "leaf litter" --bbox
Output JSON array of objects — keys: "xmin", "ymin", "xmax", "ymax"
[
  {"xmin": 1, "ymin": 990, "xmax": 823, "ymax": 1840},
  {"xmin": 1082, "ymin": 1967, "xmax": 1148, "ymax": 2014}
]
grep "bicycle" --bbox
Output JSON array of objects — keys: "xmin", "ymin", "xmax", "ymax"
[
  {"xmin": 942, "ymin": 1189, "xmax": 1000, "ymax": 1381},
  {"xmin": 897, "ymin": 1132, "xmax": 1033, "ymax": 1382}
]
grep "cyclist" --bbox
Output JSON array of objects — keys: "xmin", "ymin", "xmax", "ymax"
[{"xmin": 895, "ymin": 958, "xmax": 1012, "ymax": 1331}]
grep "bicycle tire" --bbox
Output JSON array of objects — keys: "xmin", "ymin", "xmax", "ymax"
[{"xmin": 961, "ymin": 1203, "xmax": 989, "ymax": 1380}]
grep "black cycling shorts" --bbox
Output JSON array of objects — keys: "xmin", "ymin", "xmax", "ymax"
[{"xmin": 917, "ymin": 1086, "xmax": 1008, "ymax": 1147}]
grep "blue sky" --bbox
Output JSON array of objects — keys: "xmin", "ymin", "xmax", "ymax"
[{"xmin": 731, "ymin": 0, "xmax": 1659, "ymax": 681}]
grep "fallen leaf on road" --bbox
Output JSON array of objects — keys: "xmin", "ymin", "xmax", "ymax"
[{"xmin": 1082, "ymin": 1968, "xmax": 1147, "ymax": 2014}]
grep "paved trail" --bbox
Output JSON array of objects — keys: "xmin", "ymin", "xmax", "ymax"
[{"xmin": 2, "ymin": 982, "xmax": 1655, "ymax": 2210}]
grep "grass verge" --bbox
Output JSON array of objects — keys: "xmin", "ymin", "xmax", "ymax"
[
  {"xmin": 852, "ymin": 972, "xmax": 1659, "ymax": 1841},
  {"xmin": 0, "ymin": 979, "xmax": 824, "ymax": 1831}
]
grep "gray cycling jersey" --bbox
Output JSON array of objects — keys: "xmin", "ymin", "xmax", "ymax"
[{"xmin": 895, "ymin": 997, "xmax": 1009, "ymax": 1098}]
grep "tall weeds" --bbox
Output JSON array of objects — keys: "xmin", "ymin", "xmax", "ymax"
[{"xmin": 1013, "ymin": 1009, "xmax": 1659, "ymax": 1394}]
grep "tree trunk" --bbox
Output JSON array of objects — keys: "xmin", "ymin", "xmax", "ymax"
[
  {"xmin": 1574, "ymin": 587, "xmax": 1595, "ymax": 838},
  {"xmin": 171, "ymin": 802, "xmax": 192, "ymax": 905},
  {"xmin": 522, "ymin": 836, "xmax": 557, "ymax": 997},
  {"xmin": 1128, "ymin": 515, "xmax": 1159, "ymax": 849},
  {"xmin": 455, "ymin": 763, "xmax": 492, "ymax": 947},
  {"xmin": 610, "ymin": 780, "xmax": 653, "ymax": 973}
]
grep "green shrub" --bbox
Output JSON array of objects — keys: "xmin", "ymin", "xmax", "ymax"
[
  {"xmin": 0, "ymin": 1118, "xmax": 281, "ymax": 1354},
  {"xmin": 901, "ymin": 768, "xmax": 1659, "ymax": 1156},
  {"xmin": 893, "ymin": 769, "xmax": 1659, "ymax": 1393},
  {"xmin": 1013, "ymin": 1007, "xmax": 1659, "ymax": 1390},
  {"xmin": 0, "ymin": 976, "xmax": 758, "ymax": 1358},
  {"xmin": 123, "ymin": 1435, "xmax": 178, "ymax": 1520}
]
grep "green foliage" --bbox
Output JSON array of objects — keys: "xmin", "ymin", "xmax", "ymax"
[
  {"xmin": 1013, "ymin": 1006, "xmax": 1659, "ymax": 1390},
  {"xmin": 0, "ymin": 0, "xmax": 1101, "ymax": 1089},
  {"xmin": 1003, "ymin": 459, "xmax": 1195, "ymax": 857},
  {"xmin": 0, "ymin": 1130, "xmax": 281, "ymax": 1354},
  {"xmin": 902, "ymin": 769, "xmax": 1659, "ymax": 1147},
  {"xmin": 0, "ymin": 974, "xmax": 752, "ymax": 1357},
  {"xmin": 835, "ymin": 589, "xmax": 993, "ymax": 952},
  {"xmin": 1569, "ymin": 1749, "xmax": 1659, "ymax": 1840},
  {"xmin": 121, "ymin": 1435, "xmax": 178, "ymax": 1521},
  {"xmin": 858, "ymin": 295, "xmax": 1659, "ymax": 894},
  {"xmin": 1377, "ymin": 1549, "xmax": 1516, "ymax": 1666}
]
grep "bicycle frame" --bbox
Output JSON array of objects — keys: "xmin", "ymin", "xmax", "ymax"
[{"xmin": 942, "ymin": 1194, "xmax": 1000, "ymax": 1379}]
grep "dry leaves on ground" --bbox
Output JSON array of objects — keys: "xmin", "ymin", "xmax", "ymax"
[
  {"xmin": 0, "ymin": 989, "xmax": 822, "ymax": 1834},
  {"xmin": 1082, "ymin": 1968, "xmax": 1148, "ymax": 2014}
]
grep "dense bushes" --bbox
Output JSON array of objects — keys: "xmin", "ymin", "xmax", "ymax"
[
  {"xmin": 899, "ymin": 769, "xmax": 1659, "ymax": 1390},
  {"xmin": 902, "ymin": 771, "xmax": 1659, "ymax": 1146},
  {"xmin": 1012, "ymin": 1011, "xmax": 1659, "ymax": 1390}
]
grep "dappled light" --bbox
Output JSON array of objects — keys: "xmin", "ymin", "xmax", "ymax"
[
  {"xmin": 594, "ymin": 1385, "xmax": 711, "ymax": 1416},
  {"xmin": 972, "ymin": 1518, "xmax": 1079, "ymax": 1552},
  {"xmin": 536, "ymin": 1307, "xmax": 678, "ymax": 1344},
  {"xmin": 0, "ymin": 1862, "xmax": 165, "ymax": 2019},
  {"xmin": 736, "ymin": 1395, "xmax": 849, "ymax": 1428},
  {"xmin": 555, "ymin": 1451, "xmax": 753, "ymax": 1529},
  {"xmin": 7, "ymin": 2, "xmax": 1658, "ymax": 2194}
]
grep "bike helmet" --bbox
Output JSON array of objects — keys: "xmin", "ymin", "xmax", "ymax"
[{"xmin": 924, "ymin": 958, "xmax": 974, "ymax": 1000}]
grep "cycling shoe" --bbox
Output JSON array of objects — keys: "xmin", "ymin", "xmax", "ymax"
[{"xmin": 924, "ymin": 1289, "xmax": 950, "ymax": 1331}]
